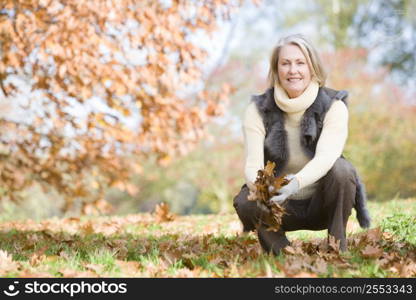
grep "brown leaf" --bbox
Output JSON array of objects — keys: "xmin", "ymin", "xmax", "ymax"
[
  {"xmin": 164, "ymin": 249, "xmax": 183, "ymax": 264},
  {"xmin": 311, "ymin": 258, "xmax": 328, "ymax": 274},
  {"xmin": 361, "ymin": 245, "xmax": 384, "ymax": 259},
  {"xmin": 153, "ymin": 202, "xmax": 176, "ymax": 223},
  {"xmin": 400, "ymin": 260, "xmax": 416, "ymax": 277},
  {"xmin": 29, "ymin": 254, "xmax": 46, "ymax": 267},
  {"xmin": 115, "ymin": 260, "xmax": 141, "ymax": 275},
  {"xmin": 382, "ymin": 231, "xmax": 394, "ymax": 241},
  {"xmin": 0, "ymin": 250, "xmax": 19, "ymax": 275},
  {"xmin": 80, "ymin": 221, "xmax": 95, "ymax": 235},
  {"xmin": 302, "ymin": 239, "xmax": 320, "ymax": 255},
  {"xmin": 284, "ymin": 257, "xmax": 305, "ymax": 276},
  {"xmin": 282, "ymin": 246, "xmax": 297, "ymax": 255},
  {"xmin": 82, "ymin": 199, "xmax": 114, "ymax": 216},
  {"xmin": 264, "ymin": 161, "xmax": 275, "ymax": 177},
  {"xmin": 84, "ymin": 263, "xmax": 105, "ymax": 275},
  {"xmin": 328, "ymin": 235, "xmax": 341, "ymax": 253},
  {"xmin": 318, "ymin": 236, "xmax": 340, "ymax": 253},
  {"xmin": 365, "ymin": 227, "xmax": 382, "ymax": 243}
]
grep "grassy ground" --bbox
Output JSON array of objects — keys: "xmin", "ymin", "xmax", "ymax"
[{"xmin": 0, "ymin": 198, "xmax": 415, "ymax": 277}]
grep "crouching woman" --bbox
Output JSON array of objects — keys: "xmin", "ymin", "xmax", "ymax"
[{"xmin": 233, "ymin": 34, "xmax": 371, "ymax": 254}]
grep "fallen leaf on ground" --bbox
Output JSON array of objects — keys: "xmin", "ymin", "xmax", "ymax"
[
  {"xmin": 153, "ymin": 202, "xmax": 176, "ymax": 222},
  {"xmin": 361, "ymin": 245, "xmax": 383, "ymax": 259},
  {"xmin": 311, "ymin": 257, "xmax": 328, "ymax": 274},
  {"xmin": 84, "ymin": 263, "xmax": 105, "ymax": 274},
  {"xmin": 0, "ymin": 250, "xmax": 19, "ymax": 275},
  {"xmin": 115, "ymin": 260, "xmax": 141, "ymax": 275}
]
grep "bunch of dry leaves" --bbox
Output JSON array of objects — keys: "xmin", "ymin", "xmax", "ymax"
[{"xmin": 247, "ymin": 161, "xmax": 289, "ymax": 231}]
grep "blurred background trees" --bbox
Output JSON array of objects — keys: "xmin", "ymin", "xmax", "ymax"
[{"xmin": 0, "ymin": 0, "xmax": 414, "ymax": 219}]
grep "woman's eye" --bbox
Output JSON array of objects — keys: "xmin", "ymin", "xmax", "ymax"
[{"xmin": 298, "ymin": 62, "xmax": 305, "ymax": 65}]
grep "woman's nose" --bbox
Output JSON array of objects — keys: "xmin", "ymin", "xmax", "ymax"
[
  {"xmin": 288, "ymin": 66, "xmax": 297, "ymax": 74},
  {"xmin": 288, "ymin": 64, "xmax": 297, "ymax": 74}
]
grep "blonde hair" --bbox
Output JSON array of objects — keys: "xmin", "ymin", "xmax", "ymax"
[{"xmin": 268, "ymin": 34, "xmax": 327, "ymax": 88}]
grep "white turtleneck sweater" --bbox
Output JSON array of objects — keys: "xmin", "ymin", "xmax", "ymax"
[{"xmin": 243, "ymin": 80, "xmax": 349, "ymax": 200}]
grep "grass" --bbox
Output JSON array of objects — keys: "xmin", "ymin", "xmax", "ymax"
[{"xmin": 0, "ymin": 198, "xmax": 415, "ymax": 277}]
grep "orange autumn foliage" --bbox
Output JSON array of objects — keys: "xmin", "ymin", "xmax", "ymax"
[{"xmin": 0, "ymin": 0, "xmax": 245, "ymax": 209}]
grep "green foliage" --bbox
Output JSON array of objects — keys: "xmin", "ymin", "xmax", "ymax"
[
  {"xmin": 381, "ymin": 213, "xmax": 416, "ymax": 246},
  {"xmin": 281, "ymin": 0, "xmax": 367, "ymax": 48},
  {"xmin": 314, "ymin": 0, "xmax": 365, "ymax": 48}
]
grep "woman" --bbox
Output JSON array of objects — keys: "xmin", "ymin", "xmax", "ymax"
[{"xmin": 233, "ymin": 34, "xmax": 371, "ymax": 254}]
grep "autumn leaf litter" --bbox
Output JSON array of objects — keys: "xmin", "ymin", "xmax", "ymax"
[{"xmin": 0, "ymin": 204, "xmax": 414, "ymax": 277}]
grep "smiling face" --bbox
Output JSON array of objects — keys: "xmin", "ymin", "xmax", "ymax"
[{"xmin": 277, "ymin": 44, "xmax": 312, "ymax": 98}]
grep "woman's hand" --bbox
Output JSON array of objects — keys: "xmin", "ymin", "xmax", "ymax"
[
  {"xmin": 270, "ymin": 174, "xmax": 300, "ymax": 204},
  {"xmin": 247, "ymin": 182, "xmax": 257, "ymax": 193}
]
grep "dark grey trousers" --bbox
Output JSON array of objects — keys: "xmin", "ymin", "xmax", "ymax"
[{"xmin": 233, "ymin": 158, "xmax": 356, "ymax": 254}]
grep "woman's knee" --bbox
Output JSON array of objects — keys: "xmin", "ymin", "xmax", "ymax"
[
  {"xmin": 320, "ymin": 158, "xmax": 357, "ymax": 209},
  {"xmin": 233, "ymin": 184, "xmax": 258, "ymax": 231},
  {"xmin": 326, "ymin": 158, "xmax": 356, "ymax": 184},
  {"xmin": 233, "ymin": 185, "xmax": 251, "ymax": 212}
]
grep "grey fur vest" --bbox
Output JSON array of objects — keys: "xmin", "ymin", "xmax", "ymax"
[{"xmin": 251, "ymin": 87, "xmax": 371, "ymax": 228}]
